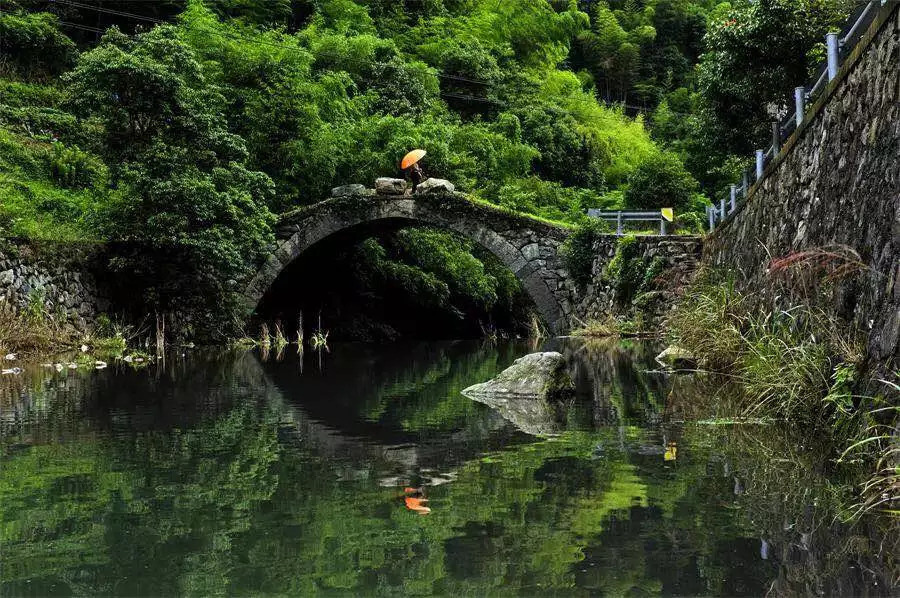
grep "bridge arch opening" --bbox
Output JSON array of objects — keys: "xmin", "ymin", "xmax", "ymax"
[{"xmin": 244, "ymin": 198, "xmax": 569, "ymax": 340}]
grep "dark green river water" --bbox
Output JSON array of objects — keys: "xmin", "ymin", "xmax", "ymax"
[{"xmin": 0, "ymin": 340, "xmax": 894, "ymax": 596}]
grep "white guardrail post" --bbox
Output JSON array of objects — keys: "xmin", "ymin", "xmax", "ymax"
[
  {"xmin": 794, "ymin": 86, "xmax": 806, "ymax": 127},
  {"xmin": 826, "ymin": 32, "xmax": 840, "ymax": 80}
]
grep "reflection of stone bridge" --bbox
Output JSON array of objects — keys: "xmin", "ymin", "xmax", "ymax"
[{"xmin": 244, "ymin": 186, "xmax": 576, "ymax": 333}]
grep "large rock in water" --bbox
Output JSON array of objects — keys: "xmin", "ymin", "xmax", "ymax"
[
  {"xmin": 462, "ymin": 352, "xmax": 574, "ymax": 401},
  {"xmin": 461, "ymin": 352, "xmax": 574, "ymax": 436}
]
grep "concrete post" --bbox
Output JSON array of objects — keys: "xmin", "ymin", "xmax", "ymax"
[
  {"xmin": 660, "ymin": 218, "xmax": 666, "ymax": 236},
  {"xmin": 730, "ymin": 184, "xmax": 737, "ymax": 213},
  {"xmin": 826, "ymin": 32, "xmax": 840, "ymax": 81},
  {"xmin": 616, "ymin": 211, "xmax": 623, "ymax": 236},
  {"xmin": 755, "ymin": 150, "xmax": 765, "ymax": 180},
  {"xmin": 707, "ymin": 206, "xmax": 715, "ymax": 231},
  {"xmin": 795, "ymin": 86, "xmax": 805, "ymax": 127},
  {"xmin": 720, "ymin": 196, "xmax": 726, "ymax": 220}
]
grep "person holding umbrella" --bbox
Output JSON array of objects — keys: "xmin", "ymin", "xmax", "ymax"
[{"xmin": 401, "ymin": 149, "xmax": 427, "ymax": 191}]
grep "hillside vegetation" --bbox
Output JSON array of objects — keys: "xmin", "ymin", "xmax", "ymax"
[{"xmin": 0, "ymin": 0, "xmax": 851, "ymax": 336}]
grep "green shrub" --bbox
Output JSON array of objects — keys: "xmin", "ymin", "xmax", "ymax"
[
  {"xmin": 560, "ymin": 218, "xmax": 609, "ymax": 290},
  {"xmin": 667, "ymin": 270, "xmax": 750, "ymax": 369},
  {"xmin": 0, "ymin": 11, "xmax": 76, "ymax": 77},
  {"xmin": 740, "ymin": 309, "xmax": 833, "ymax": 424},
  {"xmin": 0, "ymin": 129, "xmax": 46, "ymax": 177},
  {"xmin": 668, "ymin": 268, "xmax": 865, "ymax": 427},
  {"xmin": 0, "ymin": 80, "xmax": 65, "ymax": 109},
  {"xmin": 604, "ymin": 235, "xmax": 666, "ymax": 307},
  {"xmin": 0, "ymin": 104, "xmax": 91, "ymax": 145},
  {"xmin": 48, "ymin": 141, "xmax": 107, "ymax": 189},
  {"xmin": 625, "ymin": 151, "xmax": 699, "ymax": 211}
]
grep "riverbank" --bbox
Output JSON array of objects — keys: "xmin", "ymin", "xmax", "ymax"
[{"xmin": 665, "ymin": 268, "xmax": 898, "ymax": 522}]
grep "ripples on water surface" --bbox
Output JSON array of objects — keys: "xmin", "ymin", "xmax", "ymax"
[{"xmin": 1, "ymin": 340, "xmax": 895, "ymax": 596}]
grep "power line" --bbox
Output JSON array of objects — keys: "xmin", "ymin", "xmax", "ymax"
[{"xmin": 59, "ymin": 20, "xmax": 105, "ymax": 34}]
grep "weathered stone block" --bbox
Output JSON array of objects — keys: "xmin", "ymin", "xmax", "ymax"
[
  {"xmin": 521, "ymin": 243, "xmax": 540, "ymax": 261},
  {"xmin": 415, "ymin": 178, "xmax": 455, "ymax": 194},
  {"xmin": 331, "ymin": 184, "xmax": 368, "ymax": 197},
  {"xmin": 375, "ymin": 177, "xmax": 408, "ymax": 195}
]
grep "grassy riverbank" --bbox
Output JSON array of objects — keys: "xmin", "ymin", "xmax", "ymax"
[
  {"xmin": 666, "ymin": 269, "xmax": 898, "ymax": 519},
  {"xmin": 0, "ymin": 300, "xmax": 126, "ymax": 359}
]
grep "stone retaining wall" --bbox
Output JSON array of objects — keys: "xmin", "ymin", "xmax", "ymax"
[
  {"xmin": 702, "ymin": 3, "xmax": 900, "ymax": 367},
  {"xmin": 574, "ymin": 236, "xmax": 703, "ymax": 329},
  {"xmin": 0, "ymin": 239, "xmax": 107, "ymax": 331}
]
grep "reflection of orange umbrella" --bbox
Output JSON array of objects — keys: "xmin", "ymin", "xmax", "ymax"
[
  {"xmin": 405, "ymin": 496, "xmax": 431, "ymax": 514},
  {"xmin": 401, "ymin": 149, "xmax": 426, "ymax": 169}
]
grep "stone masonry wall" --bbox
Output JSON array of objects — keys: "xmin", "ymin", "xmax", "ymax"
[
  {"xmin": 574, "ymin": 236, "xmax": 703, "ymax": 329},
  {"xmin": 0, "ymin": 239, "xmax": 107, "ymax": 332},
  {"xmin": 703, "ymin": 4, "xmax": 899, "ymax": 366}
]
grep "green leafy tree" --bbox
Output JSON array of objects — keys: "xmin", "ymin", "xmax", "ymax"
[
  {"xmin": 65, "ymin": 25, "xmax": 274, "ymax": 333},
  {"xmin": 624, "ymin": 151, "xmax": 698, "ymax": 211},
  {"xmin": 0, "ymin": 10, "xmax": 76, "ymax": 77},
  {"xmin": 696, "ymin": 0, "xmax": 852, "ymax": 158},
  {"xmin": 368, "ymin": 57, "xmax": 440, "ymax": 116}
]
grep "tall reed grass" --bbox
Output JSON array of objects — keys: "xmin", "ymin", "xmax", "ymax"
[{"xmin": 667, "ymin": 266, "xmax": 896, "ymax": 518}]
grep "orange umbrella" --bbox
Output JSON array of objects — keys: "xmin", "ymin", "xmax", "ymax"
[{"xmin": 401, "ymin": 149, "xmax": 426, "ymax": 170}]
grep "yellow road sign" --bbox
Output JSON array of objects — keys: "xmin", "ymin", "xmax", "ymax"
[{"xmin": 661, "ymin": 208, "xmax": 674, "ymax": 222}]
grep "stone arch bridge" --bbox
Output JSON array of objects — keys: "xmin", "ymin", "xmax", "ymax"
[{"xmin": 243, "ymin": 186, "xmax": 576, "ymax": 333}]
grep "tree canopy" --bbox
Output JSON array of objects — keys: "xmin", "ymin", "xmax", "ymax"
[{"xmin": 0, "ymin": 0, "xmax": 854, "ymax": 336}]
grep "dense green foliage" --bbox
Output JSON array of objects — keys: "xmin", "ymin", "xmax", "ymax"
[
  {"xmin": 560, "ymin": 217, "xmax": 609, "ymax": 290},
  {"xmin": 0, "ymin": 0, "xmax": 854, "ymax": 335},
  {"xmin": 624, "ymin": 150, "xmax": 699, "ymax": 211}
]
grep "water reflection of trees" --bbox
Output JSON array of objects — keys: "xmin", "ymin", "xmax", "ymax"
[
  {"xmin": 558, "ymin": 338, "xmax": 671, "ymax": 427},
  {"xmin": 689, "ymin": 423, "xmax": 899, "ymax": 596},
  {"xmin": 1, "ymin": 343, "xmax": 897, "ymax": 595}
]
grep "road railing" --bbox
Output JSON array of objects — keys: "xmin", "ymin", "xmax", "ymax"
[
  {"xmin": 707, "ymin": 0, "xmax": 892, "ymax": 231},
  {"xmin": 588, "ymin": 209, "xmax": 675, "ymax": 236}
]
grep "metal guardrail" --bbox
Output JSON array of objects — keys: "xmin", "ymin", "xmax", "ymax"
[
  {"xmin": 707, "ymin": 0, "xmax": 892, "ymax": 231},
  {"xmin": 588, "ymin": 209, "xmax": 673, "ymax": 235}
]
